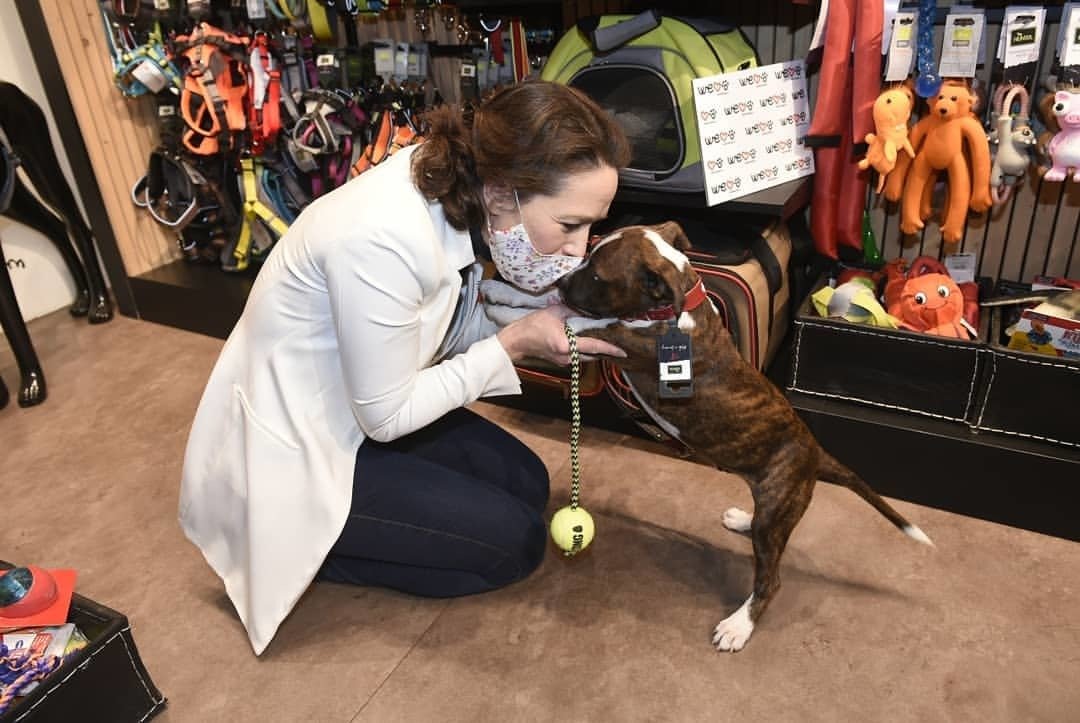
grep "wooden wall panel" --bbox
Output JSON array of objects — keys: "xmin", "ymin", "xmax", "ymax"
[{"xmin": 39, "ymin": 0, "xmax": 177, "ymax": 277}]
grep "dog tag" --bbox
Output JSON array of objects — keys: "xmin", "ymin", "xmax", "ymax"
[{"xmin": 657, "ymin": 328, "xmax": 693, "ymax": 399}]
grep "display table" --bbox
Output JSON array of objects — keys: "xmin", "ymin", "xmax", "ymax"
[{"xmin": 0, "ymin": 563, "xmax": 165, "ymax": 722}]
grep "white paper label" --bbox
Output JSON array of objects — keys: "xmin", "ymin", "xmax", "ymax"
[
  {"xmin": 395, "ymin": 42, "xmax": 410, "ymax": 81},
  {"xmin": 373, "ymin": 40, "xmax": 395, "ymax": 77},
  {"xmin": 945, "ymin": 252, "xmax": 977, "ymax": 283},
  {"xmin": 693, "ymin": 60, "xmax": 815, "ymax": 206},
  {"xmin": 939, "ymin": 12, "xmax": 984, "ymax": 78},
  {"xmin": 246, "ymin": 0, "xmax": 266, "ymax": 19},
  {"xmin": 130, "ymin": 60, "xmax": 168, "ymax": 93},
  {"xmin": 1001, "ymin": 7, "xmax": 1046, "ymax": 68},
  {"xmin": 885, "ymin": 12, "xmax": 917, "ymax": 82},
  {"xmin": 1062, "ymin": 4, "xmax": 1080, "ymax": 66}
]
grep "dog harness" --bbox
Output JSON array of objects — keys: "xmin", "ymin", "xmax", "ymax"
[
  {"xmin": 230, "ymin": 156, "xmax": 291, "ymax": 272},
  {"xmin": 247, "ymin": 32, "xmax": 283, "ymax": 156},
  {"xmin": 175, "ymin": 22, "xmax": 251, "ymax": 156},
  {"xmin": 100, "ymin": 8, "xmax": 184, "ymax": 98}
]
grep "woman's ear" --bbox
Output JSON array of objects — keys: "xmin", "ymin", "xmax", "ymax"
[{"xmin": 482, "ymin": 183, "xmax": 516, "ymax": 216}]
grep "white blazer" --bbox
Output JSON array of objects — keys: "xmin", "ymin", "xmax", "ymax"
[{"xmin": 179, "ymin": 147, "xmax": 521, "ymax": 655}]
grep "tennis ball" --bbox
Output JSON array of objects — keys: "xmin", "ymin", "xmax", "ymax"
[{"xmin": 550, "ymin": 505, "xmax": 595, "ymax": 556}]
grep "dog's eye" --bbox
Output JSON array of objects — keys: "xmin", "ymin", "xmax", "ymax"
[{"xmin": 644, "ymin": 270, "xmax": 662, "ymax": 290}]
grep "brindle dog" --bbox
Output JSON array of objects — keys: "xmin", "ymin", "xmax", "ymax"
[{"xmin": 556, "ymin": 221, "xmax": 933, "ymax": 652}]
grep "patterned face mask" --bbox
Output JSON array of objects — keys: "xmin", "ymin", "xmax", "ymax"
[{"xmin": 487, "ymin": 190, "xmax": 584, "ymax": 293}]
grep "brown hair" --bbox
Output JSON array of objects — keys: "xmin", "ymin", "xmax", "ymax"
[{"xmin": 412, "ymin": 80, "xmax": 631, "ymax": 231}]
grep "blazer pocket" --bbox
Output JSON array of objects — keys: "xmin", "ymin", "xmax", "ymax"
[{"xmin": 233, "ymin": 385, "xmax": 301, "ymax": 452}]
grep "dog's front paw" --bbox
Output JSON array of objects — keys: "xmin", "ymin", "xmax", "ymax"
[{"xmin": 712, "ymin": 595, "xmax": 755, "ymax": 652}]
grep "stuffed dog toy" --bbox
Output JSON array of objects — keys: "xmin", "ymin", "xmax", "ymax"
[
  {"xmin": 884, "ymin": 79, "xmax": 992, "ymax": 244},
  {"xmin": 485, "ymin": 222, "xmax": 934, "ymax": 653}
]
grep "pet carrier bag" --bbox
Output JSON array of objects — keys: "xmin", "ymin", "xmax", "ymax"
[{"xmin": 540, "ymin": 10, "xmax": 758, "ymax": 195}]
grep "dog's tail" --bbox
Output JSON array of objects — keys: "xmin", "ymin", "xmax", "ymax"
[{"xmin": 817, "ymin": 451, "xmax": 934, "ymax": 547}]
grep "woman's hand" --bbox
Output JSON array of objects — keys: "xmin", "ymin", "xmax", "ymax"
[{"xmin": 496, "ymin": 304, "xmax": 626, "ymax": 365}]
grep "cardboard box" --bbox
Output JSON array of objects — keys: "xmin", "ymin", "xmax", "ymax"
[{"xmin": 1005, "ymin": 293, "xmax": 1080, "ymax": 359}]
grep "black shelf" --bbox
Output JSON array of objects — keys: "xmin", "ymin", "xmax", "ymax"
[
  {"xmin": 765, "ymin": 335, "xmax": 1080, "ymax": 541},
  {"xmin": 129, "ymin": 260, "xmax": 256, "ymax": 339},
  {"xmin": 615, "ymin": 176, "xmax": 811, "ymax": 220},
  {"xmin": 783, "ymin": 389, "xmax": 1080, "ymax": 542}
]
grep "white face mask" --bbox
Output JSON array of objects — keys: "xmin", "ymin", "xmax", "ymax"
[{"xmin": 487, "ymin": 190, "xmax": 584, "ymax": 293}]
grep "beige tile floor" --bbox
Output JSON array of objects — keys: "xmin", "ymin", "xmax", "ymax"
[{"xmin": 3, "ymin": 309, "xmax": 1079, "ymax": 721}]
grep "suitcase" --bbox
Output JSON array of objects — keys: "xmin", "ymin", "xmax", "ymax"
[{"xmin": 510, "ymin": 218, "xmax": 792, "ymax": 448}]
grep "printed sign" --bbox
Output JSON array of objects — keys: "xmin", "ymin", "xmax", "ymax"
[{"xmin": 692, "ymin": 60, "xmax": 814, "ymax": 206}]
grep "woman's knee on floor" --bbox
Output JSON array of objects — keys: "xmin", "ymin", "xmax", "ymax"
[{"xmin": 484, "ymin": 507, "xmax": 548, "ymax": 589}]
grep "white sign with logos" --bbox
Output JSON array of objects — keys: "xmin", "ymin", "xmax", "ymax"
[{"xmin": 692, "ymin": 60, "xmax": 814, "ymax": 206}]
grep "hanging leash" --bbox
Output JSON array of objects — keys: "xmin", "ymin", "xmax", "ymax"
[{"xmin": 550, "ymin": 324, "xmax": 595, "ymax": 557}]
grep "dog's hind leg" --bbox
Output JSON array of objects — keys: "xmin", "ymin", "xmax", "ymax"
[{"xmin": 713, "ymin": 472, "xmax": 814, "ymax": 652}]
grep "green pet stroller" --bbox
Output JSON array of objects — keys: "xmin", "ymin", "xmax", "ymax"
[{"xmin": 540, "ymin": 10, "xmax": 758, "ymax": 195}]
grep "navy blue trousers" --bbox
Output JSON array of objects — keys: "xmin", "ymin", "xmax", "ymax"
[{"xmin": 318, "ymin": 408, "xmax": 550, "ymax": 597}]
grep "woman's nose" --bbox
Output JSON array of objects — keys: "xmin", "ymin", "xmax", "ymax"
[{"xmin": 566, "ymin": 229, "xmax": 590, "ymax": 257}]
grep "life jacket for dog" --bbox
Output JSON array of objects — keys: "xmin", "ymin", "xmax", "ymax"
[{"xmin": 174, "ymin": 22, "xmax": 251, "ymax": 156}]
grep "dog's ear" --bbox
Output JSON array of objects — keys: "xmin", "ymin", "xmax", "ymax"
[
  {"xmin": 645, "ymin": 260, "xmax": 687, "ymax": 318},
  {"xmin": 652, "ymin": 221, "xmax": 692, "ymax": 252}
]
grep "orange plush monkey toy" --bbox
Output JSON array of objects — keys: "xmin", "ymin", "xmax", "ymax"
[
  {"xmin": 884, "ymin": 79, "xmax": 992, "ymax": 244},
  {"xmin": 858, "ymin": 83, "xmax": 916, "ymax": 193}
]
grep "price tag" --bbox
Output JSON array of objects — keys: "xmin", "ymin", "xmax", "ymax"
[
  {"xmin": 885, "ymin": 12, "xmax": 917, "ymax": 82},
  {"xmin": 130, "ymin": 61, "xmax": 168, "ymax": 93},
  {"xmin": 939, "ymin": 11, "xmax": 984, "ymax": 78},
  {"xmin": 373, "ymin": 40, "xmax": 395, "ymax": 77},
  {"xmin": 945, "ymin": 252, "xmax": 977, "ymax": 284},
  {"xmin": 246, "ymin": 0, "xmax": 266, "ymax": 19},
  {"xmin": 1000, "ymin": 7, "xmax": 1045, "ymax": 68},
  {"xmin": 1061, "ymin": 4, "xmax": 1080, "ymax": 66},
  {"xmin": 394, "ymin": 42, "xmax": 410, "ymax": 81}
]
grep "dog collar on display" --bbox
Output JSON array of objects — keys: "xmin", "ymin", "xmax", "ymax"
[{"xmin": 629, "ymin": 278, "xmax": 708, "ymax": 321}]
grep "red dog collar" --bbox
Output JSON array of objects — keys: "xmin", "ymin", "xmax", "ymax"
[{"xmin": 631, "ymin": 278, "xmax": 708, "ymax": 321}]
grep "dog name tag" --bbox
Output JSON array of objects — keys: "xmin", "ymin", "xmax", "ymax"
[{"xmin": 657, "ymin": 328, "xmax": 693, "ymax": 399}]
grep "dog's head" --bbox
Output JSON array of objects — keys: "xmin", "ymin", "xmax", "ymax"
[{"xmin": 557, "ymin": 221, "xmax": 694, "ymax": 318}]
